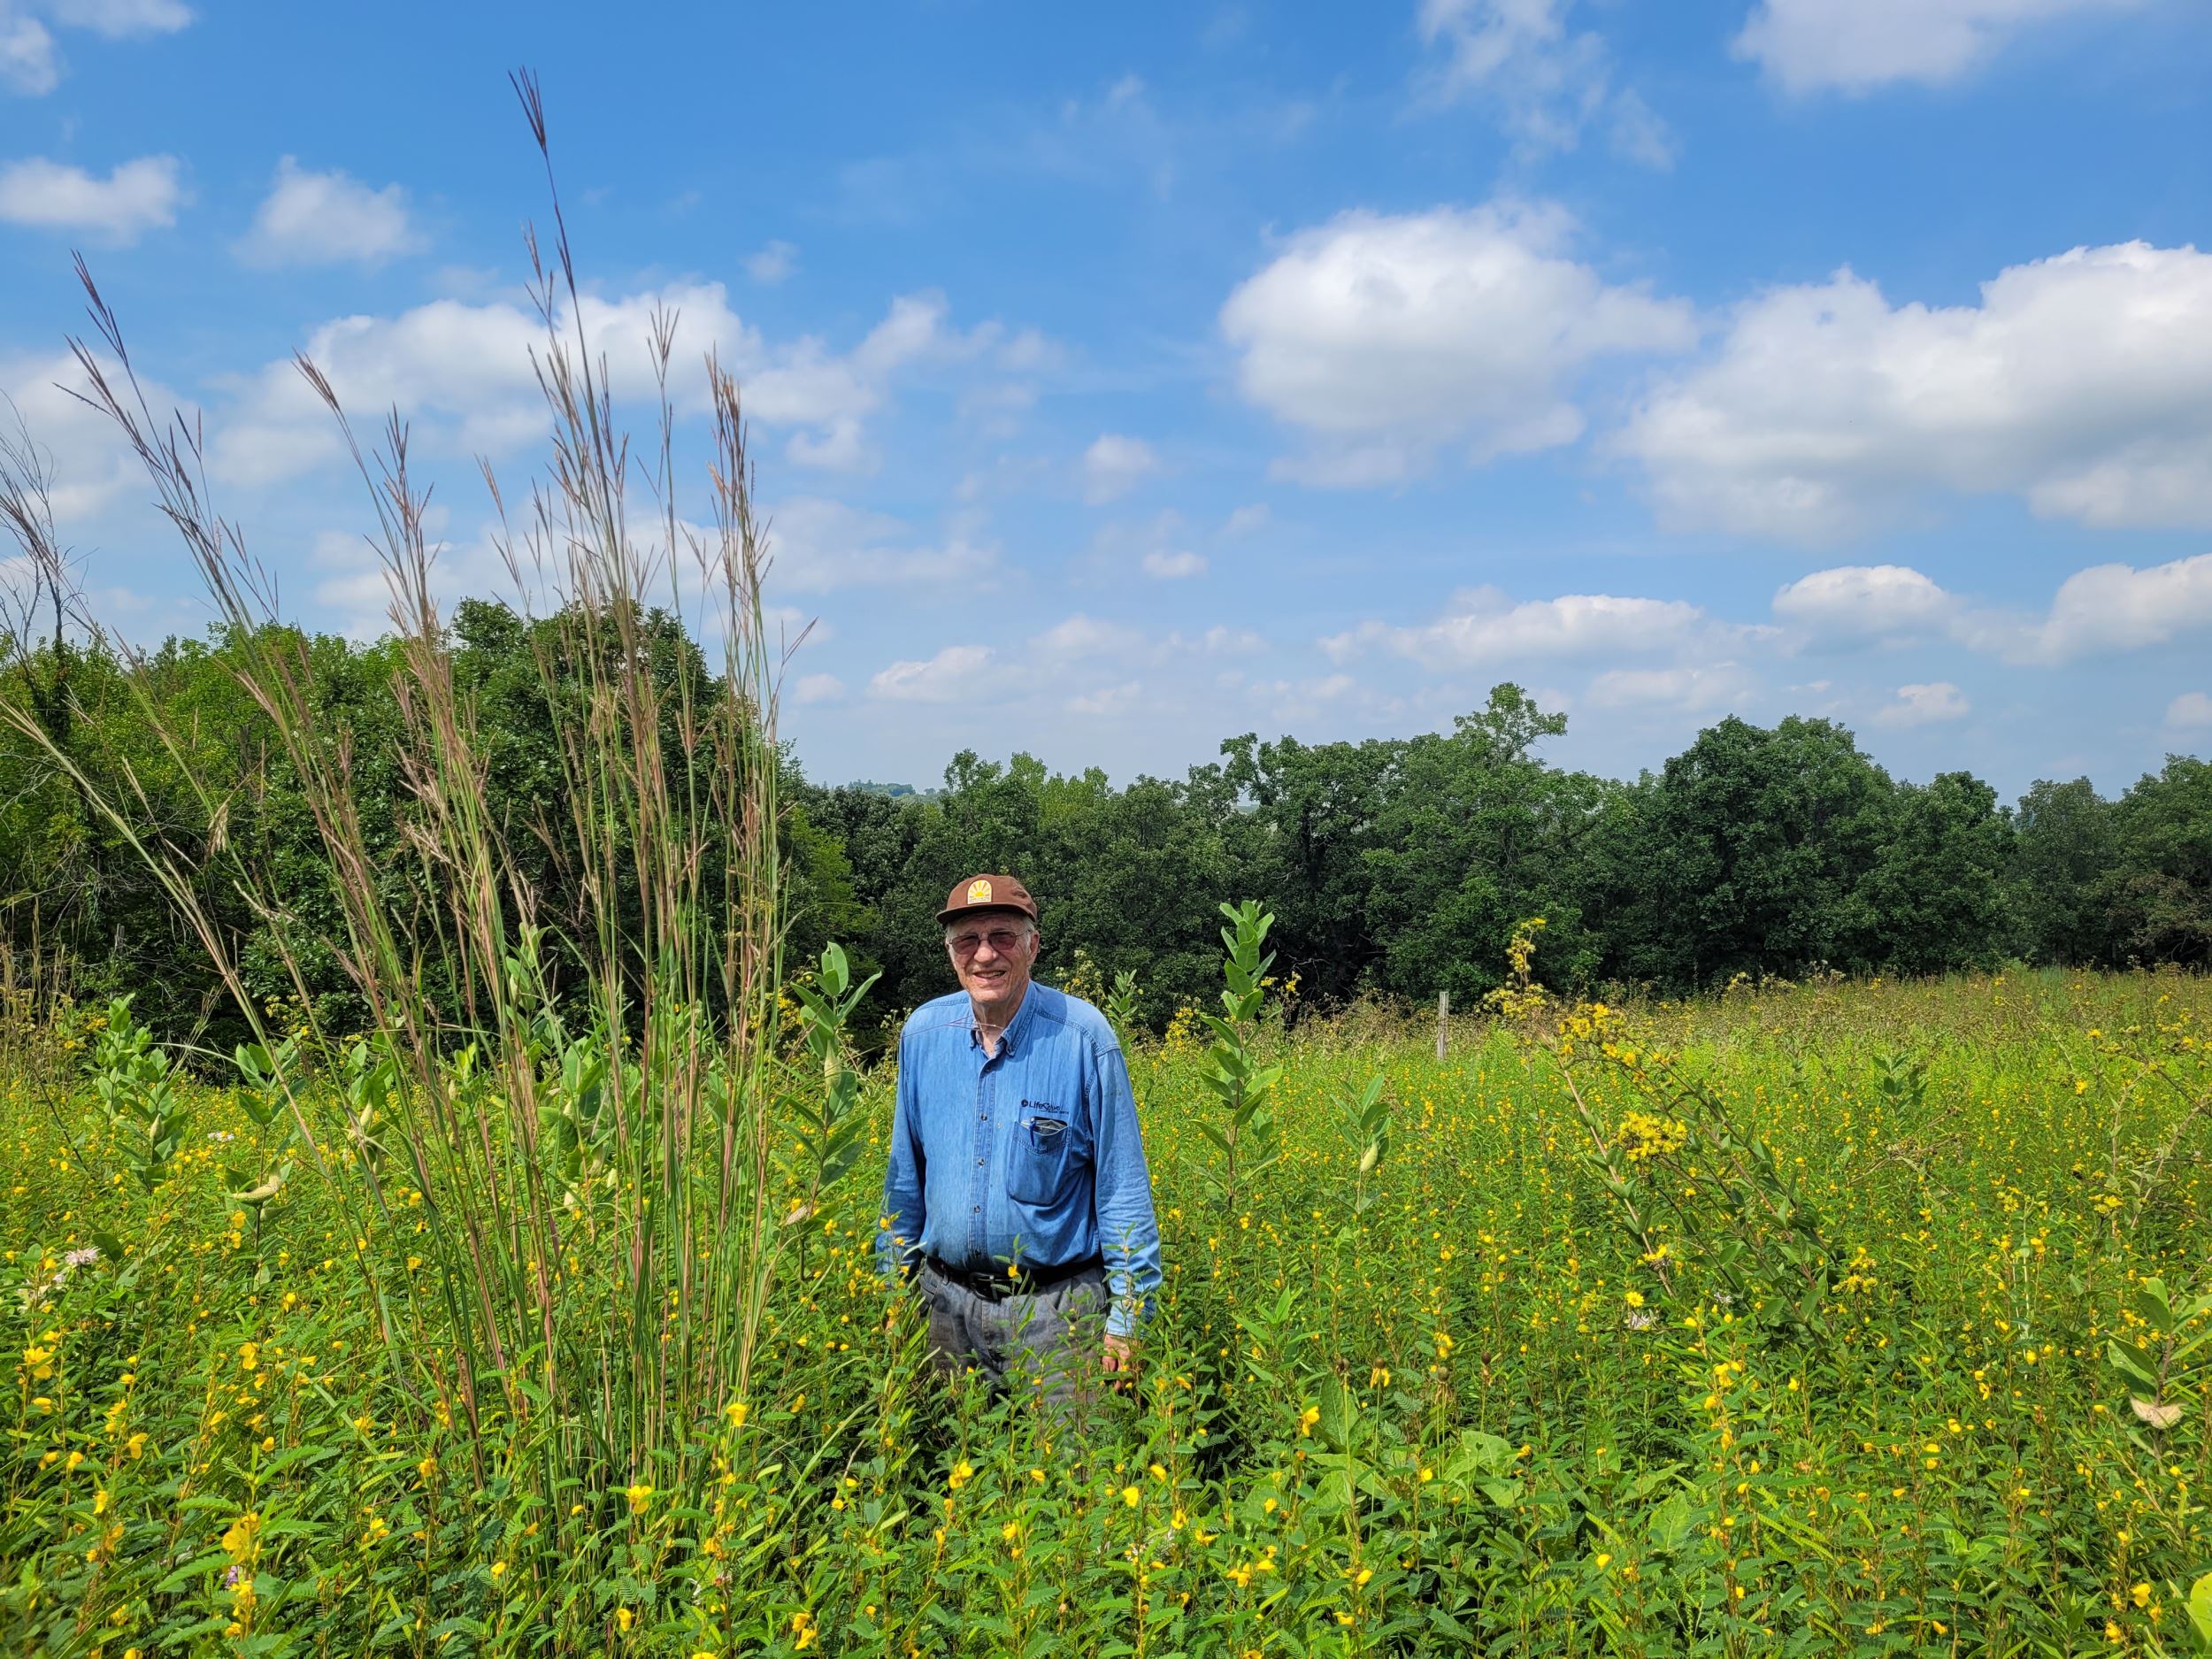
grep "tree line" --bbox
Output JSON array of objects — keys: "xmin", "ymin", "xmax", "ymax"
[{"xmin": 2, "ymin": 603, "xmax": 2206, "ymax": 1048}]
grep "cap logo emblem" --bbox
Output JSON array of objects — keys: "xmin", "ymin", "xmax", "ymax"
[{"xmin": 966, "ymin": 879, "xmax": 993, "ymax": 904}]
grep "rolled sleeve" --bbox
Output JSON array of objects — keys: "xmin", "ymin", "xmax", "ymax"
[
  {"xmin": 1088, "ymin": 1038, "xmax": 1162, "ymax": 1339},
  {"xmin": 876, "ymin": 1033, "xmax": 926, "ymax": 1281}
]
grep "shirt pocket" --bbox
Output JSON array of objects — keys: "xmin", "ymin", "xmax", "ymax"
[{"xmin": 1006, "ymin": 1104, "xmax": 1072, "ymax": 1206}]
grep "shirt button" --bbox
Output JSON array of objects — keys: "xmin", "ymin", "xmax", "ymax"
[
  {"xmin": 976, "ymin": 1157, "xmax": 985, "ymax": 1166},
  {"xmin": 972, "ymin": 1205, "xmax": 981, "ymax": 1213}
]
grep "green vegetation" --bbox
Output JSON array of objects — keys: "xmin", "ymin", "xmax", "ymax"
[
  {"xmin": 1, "ymin": 80, "xmax": 2208, "ymax": 1657},
  {"xmin": 4, "ymin": 630, "xmax": 2208, "ymax": 1049},
  {"xmin": 6, "ymin": 966, "xmax": 2212, "ymax": 1655}
]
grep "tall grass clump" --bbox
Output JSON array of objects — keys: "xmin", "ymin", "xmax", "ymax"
[{"xmin": 0, "ymin": 73, "xmax": 865, "ymax": 1647}]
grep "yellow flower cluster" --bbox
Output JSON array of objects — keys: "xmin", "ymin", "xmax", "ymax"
[{"xmin": 1615, "ymin": 1110, "xmax": 1688, "ymax": 1162}]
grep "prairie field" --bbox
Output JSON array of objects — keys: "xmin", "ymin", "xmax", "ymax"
[{"xmin": 4, "ymin": 965, "xmax": 2210, "ymax": 1657}]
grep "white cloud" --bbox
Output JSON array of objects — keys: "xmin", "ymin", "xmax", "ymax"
[
  {"xmin": 210, "ymin": 283, "xmax": 988, "ymax": 488},
  {"xmin": 1196, "ymin": 624, "xmax": 1263, "ymax": 655},
  {"xmin": 1734, "ymin": 0, "xmax": 2139, "ymax": 95},
  {"xmin": 1875, "ymin": 680, "xmax": 1972, "ymax": 727},
  {"xmin": 1077, "ymin": 511, "xmax": 1207, "ymax": 586},
  {"xmin": 2022, "ymin": 552, "xmax": 2212, "ymax": 663},
  {"xmin": 1618, "ymin": 241, "xmax": 2212, "ymax": 540},
  {"xmin": 785, "ymin": 418, "xmax": 873, "ymax": 474},
  {"xmin": 0, "ymin": 11, "xmax": 57, "ymax": 93},
  {"xmin": 236, "ymin": 157, "xmax": 421, "ymax": 267},
  {"xmin": 1222, "ymin": 503, "xmax": 1270, "ymax": 536},
  {"xmin": 1081, "ymin": 434, "xmax": 1159, "ymax": 503},
  {"xmin": 1332, "ymin": 585, "xmax": 1719, "ymax": 667},
  {"xmin": 306, "ymin": 511, "xmax": 526, "ymax": 641},
  {"xmin": 0, "ymin": 153, "xmax": 180, "ymax": 241},
  {"xmin": 869, "ymin": 643, "xmax": 999, "ymax": 703},
  {"xmin": 1035, "ymin": 615, "xmax": 1144, "ymax": 658},
  {"xmin": 1222, "ymin": 201, "xmax": 1694, "ymax": 485},
  {"xmin": 1, "ymin": 0, "xmax": 188, "ymax": 96},
  {"xmin": 1771, "ymin": 552, "xmax": 2212, "ymax": 665},
  {"xmin": 1586, "ymin": 663, "xmax": 1754, "ymax": 713},
  {"xmin": 1141, "ymin": 549, "xmax": 1206, "ymax": 580},
  {"xmin": 1772, "ymin": 564, "xmax": 1957, "ymax": 644},
  {"xmin": 763, "ymin": 496, "xmax": 995, "ymax": 595},
  {"xmin": 1416, "ymin": 0, "xmax": 1677, "ymax": 167},
  {"xmin": 1067, "ymin": 680, "xmax": 1143, "ymax": 717},
  {"xmin": 792, "ymin": 672, "xmax": 844, "ymax": 706},
  {"xmin": 2167, "ymin": 691, "xmax": 2212, "ymax": 730},
  {"xmin": 49, "ymin": 0, "xmax": 192, "ymax": 35},
  {"xmin": 1, "ymin": 347, "xmax": 188, "ymax": 523},
  {"xmin": 745, "ymin": 240, "xmax": 797, "ymax": 284}
]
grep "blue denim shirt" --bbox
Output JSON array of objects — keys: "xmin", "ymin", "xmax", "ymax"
[{"xmin": 876, "ymin": 982, "xmax": 1162, "ymax": 1338}]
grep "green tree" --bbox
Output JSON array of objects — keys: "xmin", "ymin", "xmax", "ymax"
[
  {"xmin": 2011, "ymin": 777, "xmax": 2116, "ymax": 965},
  {"xmin": 2107, "ymin": 757, "xmax": 2212, "ymax": 967},
  {"xmin": 1361, "ymin": 686, "xmax": 1605, "ymax": 1002},
  {"xmin": 1629, "ymin": 716, "xmax": 1895, "ymax": 986},
  {"xmin": 1860, "ymin": 771, "xmax": 2015, "ymax": 974}
]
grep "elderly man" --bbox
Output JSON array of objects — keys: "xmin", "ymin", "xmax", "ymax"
[{"xmin": 877, "ymin": 873, "xmax": 1162, "ymax": 1404}]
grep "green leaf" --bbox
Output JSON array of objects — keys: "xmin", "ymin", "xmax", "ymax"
[{"xmin": 2189, "ymin": 1571, "xmax": 2212, "ymax": 1649}]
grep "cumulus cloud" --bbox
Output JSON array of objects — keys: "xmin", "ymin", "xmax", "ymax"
[
  {"xmin": 1141, "ymin": 549, "xmax": 1206, "ymax": 580},
  {"xmin": 1, "ymin": 348, "xmax": 188, "ymax": 523},
  {"xmin": 1329, "ymin": 585, "xmax": 1725, "ymax": 667},
  {"xmin": 1771, "ymin": 564, "xmax": 1958, "ymax": 645},
  {"xmin": 235, "ymin": 157, "xmax": 421, "ymax": 267},
  {"xmin": 745, "ymin": 240, "xmax": 797, "ymax": 284},
  {"xmin": 2021, "ymin": 552, "xmax": 2212, "ymax": 663},
  {"xmin": 1, "ymin": 0, "xmax": 189, "ymax": 96},
  {"xmin": 1077, "ymin": 511, "xmax": 1206, "ymax": 586},
  {"xmin": 1067, "ymin": 680, "xmax": 1144, "ymax": 717},
  {"xmin": 1770, "ymin": 552, "xmax": 2212, "ymax": 664},
  {"xmin": 869, "ymin": 643, "xmax": 1000, "ymax": 703},
  {"xmin": 50, "ymin": 0, "xmax": 193, "ymax": 33},
  {"xmin": 1080, "ymin": 434, "xmax": 1159, "ymax": 503},
  {"xmin": 1733, "ymin": 0, "xmax": 2140, "ymax": 96},
  {"xmin": 1221, "ymin": 201, "xmax": 1694, "ymax": 485},
  {"xmin": 210, "ymin": 283, "xmax": 991, "ymax": 488},
  {"xmin": 305, "ymin": 512, "xmax": 527, "ymax": 641},
  {"xmin": 1035, "ymin": 615, "xmax": 1145, "ymax": 659},
  {"xmin": 1617, "ymin": 241, "xmax": 2212, "ymax": 540},
  {"xmin": 791, "ymin": 672, "xmax": 844, "ymax": 705},
  {"xmin": 0, "ymin": 11, "xmax": 57, "ymax": 93},
  {"xmin": 1416, "ymin": 0, "xmax": 1677, "ymax": 166},
  {"xmin": 0, "ymin": 153, "xmax": 180, "ymax": 241},
  {"xmin": 2167, "ymin": 691, "xmax": 2212, "ymax": 730},
  {"xmin": 762, "ymin": 496, "xmax": 995, "ymax": 595},
  {"xmin": 1875, "ymin": 680, "xmax": 1971, "ymax": 727},
  {"xmin": 1586, "ymin": 663, "xmax": 1755, "ymax": 714}
]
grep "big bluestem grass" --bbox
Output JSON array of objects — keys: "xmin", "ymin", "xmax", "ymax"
[{"xmin": 0, "ymin": 72, "xmax": 807, "ymax": 1563}]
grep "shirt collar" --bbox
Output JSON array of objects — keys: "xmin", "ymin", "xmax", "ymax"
[{"xmin": 968, "ymin": 980, "xmax": 1041, "ymax": 1056}]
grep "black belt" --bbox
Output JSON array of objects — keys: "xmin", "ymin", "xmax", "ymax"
[{"xmin": 925, "ymin": 1253, "xmax": 1102, "ymax": 1302}]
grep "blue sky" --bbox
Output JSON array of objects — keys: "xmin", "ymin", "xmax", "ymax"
[{"xmin": 4, "ymin": 0, "xmax": 2210, "ymax": 799}]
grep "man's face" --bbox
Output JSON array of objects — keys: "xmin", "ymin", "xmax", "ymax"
[{"xmin": 946, "ymin": 915, "xmax": 1040, "ymax": 1021}]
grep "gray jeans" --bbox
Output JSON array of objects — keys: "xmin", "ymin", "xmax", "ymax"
[{"xmin": 916, "ymin": 1258, "xmax": 1110, "ymax": 1412}]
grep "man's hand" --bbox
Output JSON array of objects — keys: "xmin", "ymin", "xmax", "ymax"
[{"xmin": 1102, "ymin": 1331, "xmax": 1136, "ymax": 1383}]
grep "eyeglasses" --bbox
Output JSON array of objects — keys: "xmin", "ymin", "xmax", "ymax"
[{"xmin": 949, "ymin": 928, "xmax": 1029, "ymax": 956}]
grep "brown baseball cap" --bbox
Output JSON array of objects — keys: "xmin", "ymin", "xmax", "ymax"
[{"xmin": 938, "ymin": 873, "xmax": 1039, "ymax": 926}]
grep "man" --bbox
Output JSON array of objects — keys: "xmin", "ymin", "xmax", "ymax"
[{"xmin": 877, "ymin": 873, "xmax": 1162, "ymax": 1405}]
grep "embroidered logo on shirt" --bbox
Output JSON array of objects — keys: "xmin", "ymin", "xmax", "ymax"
[{"xmin": 967, "ymin": 878, "xmax": 993, "ymax": 903}]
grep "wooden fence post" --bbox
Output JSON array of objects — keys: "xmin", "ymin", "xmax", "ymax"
[{"xmin": 1436, "ymin": 988, "xmax": 1449, "ymax": 1061}]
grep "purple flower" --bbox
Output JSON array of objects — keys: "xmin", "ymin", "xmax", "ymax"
[
  {"xmin": 223, "ymin": 1564, "xmax": 242, "ymax": 1588},
  {"xmin": 62, "ymin": 1246, "xmax": 101, "ymax": 1270}
]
